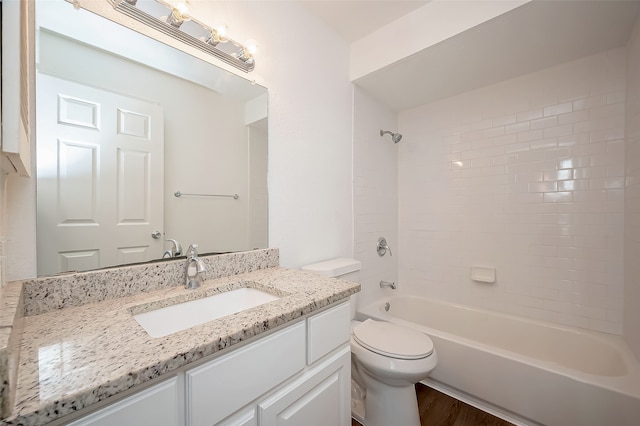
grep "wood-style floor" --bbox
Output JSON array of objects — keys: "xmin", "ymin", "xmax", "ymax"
[{"xmin": 352, "ymin": 384, "xmax": 515, "ymax": 426}]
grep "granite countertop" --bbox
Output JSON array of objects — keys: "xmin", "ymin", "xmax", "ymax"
[{"xmin": 1, "ymin": 266, "xmax": 359, "ymax": 425}]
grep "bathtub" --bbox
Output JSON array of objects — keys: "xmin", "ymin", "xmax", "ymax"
[{"xmin": 358, "ymin": 295, "xmax": 640, "ymax": 426}]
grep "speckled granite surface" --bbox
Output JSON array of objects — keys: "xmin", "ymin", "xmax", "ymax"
[
  {"xmin": 21, "ymin": 249, "xmax": 280, "ymax": 317},
  {"xmin": 0, "ymin": 260, "xmax": 359, "ymax": 425},
  {"xmin": 0, "ymin": 249, "xmax": 278, "ymax": 421},
  {"xmin": 0, "ymin": 281, "xmax": 23, "ymax": 420}
]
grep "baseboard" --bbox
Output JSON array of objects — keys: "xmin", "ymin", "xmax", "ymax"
[{"xmin": 420, "ymin": 378, "xmax": 538, "ymax": 426}]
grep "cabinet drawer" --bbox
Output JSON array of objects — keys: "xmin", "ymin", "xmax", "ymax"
[
  {"xmin": 307, "ymin": 302, "xmax": 350, "ymax": 364},
  {"xmin": 68, "ymin": 377, "xmax": 180, "ymax": 426},
  {"xmin": 258, "ymin": 346, "xmax": 351, "ymax": 426},
  {"xmin": 186, "ymin": 322, "xmax": 306, "ymax": 426}
]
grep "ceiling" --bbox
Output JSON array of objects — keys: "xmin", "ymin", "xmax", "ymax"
[
  {"xmin": 300, "ymin": 0, "xmax": 640, "ymax": 111},
  {"xmin": 300, "ymin": 1, "xmax": 428, "ymax": 43}
]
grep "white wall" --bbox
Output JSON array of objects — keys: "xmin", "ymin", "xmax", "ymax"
[
  {"xmin": 4, "ymin": 176, "xmax": 35, "ymax": 280},
  {"xmin": 353, "ymin": 87, "xmax": 398, "ymax": 310},
  {"xmin": 248, "ymin": 123, "xmax": 269, "ymax": 250},
  {"xmin": 398, "ymin": 48, "xmax": 627, "ymax": 334},
  {"xmin": 174, "ymin": 1, "xmax": 354, "ymax": 268},
  {"xmin": 625, "ymin": 17, "xmax": 640, "ymax": 358}
]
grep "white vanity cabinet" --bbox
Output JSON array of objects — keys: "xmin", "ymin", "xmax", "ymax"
[
  {"xmin": 63, "ymin": 301, "xmax": 352, "ymax": 426},
  {"xmin": 257, "ymin": 347, "xmax": 350, "ymax": 426},
  {"xmin": 189, "ymin": 301, "xmax": 352, "ymax": 426},
  {"xmin": 257, "ymin": 300, "xmax": 352, "ymax": 426},
  {"xmin": 67, "ymin": 377, "xmax": 182, "ymax": 426}
]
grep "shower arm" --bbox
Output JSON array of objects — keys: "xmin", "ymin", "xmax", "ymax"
[{"xmin": 380, "ymin": 130, "xmax": 402, "ymax": 143}]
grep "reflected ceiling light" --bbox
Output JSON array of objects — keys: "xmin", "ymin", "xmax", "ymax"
[
  {"xmin": 164, "ymin": 8, "xmax": 187, "ymax": 27},
  {"xmin": 206, "ymin": 23, "xmax": 228, "ymax": 46},
  {"xmin": 172, "ymin": 1, "xmax": 189, "ymax": 14},
  {"xmin": 160, "ymin": 0, "xmax": 189, "ymax": 27},
  {"xmin": 238, "ymin": 39, "xmax": 258, "ymax": 65},
  {"xmin": 107, "ymin": 0, "xmax": 257, "ymax": 72}
]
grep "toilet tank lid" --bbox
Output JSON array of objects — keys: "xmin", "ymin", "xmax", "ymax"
[{"xmin": 301, "ymin": 258, "xmax": 361, "ymax": 278}]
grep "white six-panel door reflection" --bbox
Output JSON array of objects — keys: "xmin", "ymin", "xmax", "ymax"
[{"xmin": 37, "ymin": 73, "xmax": 164, "ymax": 275}]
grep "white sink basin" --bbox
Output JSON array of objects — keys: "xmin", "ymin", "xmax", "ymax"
[{"xmin": 134, "ymin": 287, "xmax": 280, "ymax": 338}]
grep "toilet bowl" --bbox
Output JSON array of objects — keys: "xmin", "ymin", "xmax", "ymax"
[
  {"xmin": 300, "ymin": 258, "xmax": 437, "ymax": 426},
  {"xmin": 351, "ymin": 319, "xmax": 437, "ymax": 426}
]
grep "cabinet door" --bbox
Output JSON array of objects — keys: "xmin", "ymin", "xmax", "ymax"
[
  {"xmin": 307, "ymin": 302, "xmax": 350, "ymax": 364},
  {"xmin": 258, "ymin": 346, "xmax": 350, "ymax": 426},
  {"xmin": 68, "ymin": 377, "xmax": 181, "ymax": 426},
  {"xmin": 1, "ymin": 0, "xmax": 33, "ymax": 177}
]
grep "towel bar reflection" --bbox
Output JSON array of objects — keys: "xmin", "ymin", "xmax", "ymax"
[{"xmin": 174, "ymin": 191, "xmax": 239, "ymax": 200}]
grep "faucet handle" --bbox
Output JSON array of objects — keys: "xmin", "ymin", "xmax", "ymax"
[
  {"xmin": 376, "ymin": 237, "xmax": 392, "ymax": 257},
  {"xmin": 196, "ymin": 258, "xmax": 206, "ymax": 273}
]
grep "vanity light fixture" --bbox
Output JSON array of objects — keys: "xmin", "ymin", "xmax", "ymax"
[{"xmin": 106, "ymin": 0, "xmax": 257, "ymax": 72}]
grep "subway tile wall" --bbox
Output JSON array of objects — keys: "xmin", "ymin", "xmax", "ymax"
[
  {"xmin": 353, "ymin": 87, "xmax": 398, "ymax": 310},
  {"xmin": 398, "ymin": 48, "xmax": 626, "ymax": 334},
  {"xmin": 625, "ymin": 20, "xmax": 640, "ymax": 357}
]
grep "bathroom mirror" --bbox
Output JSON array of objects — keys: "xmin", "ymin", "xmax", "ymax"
[{"xmin": 35, "ymin": 1, "xmax": 268, "ymax": 276}]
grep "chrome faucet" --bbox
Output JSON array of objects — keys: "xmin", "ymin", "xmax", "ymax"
[
  {"xmin": 380, "ymin": 280, "xmax": 397, "ymax": 290},
  {"xmin": 185, "ymin": 244, "xmax": 206, "ymax": 289},
  {"xmin": 163, "ymin": 239, "xmax": 182, "ymax": 258}
]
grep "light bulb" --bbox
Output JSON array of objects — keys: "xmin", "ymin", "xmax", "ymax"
[
  {"xmin": 205, "ymin": 23, "xmax": 229, "ymax": 46},
  {"xmin": 166, "ymin": 8, "xmax": 185, "ymax": 27},
  {"xmin": 173, "ymin": 1, "xmax": 189, "ymax": 15},
  {"xmin": 215, "ymin": 23, "xmax": 229, "ymax": 41},
  {"xmin": 244, "ymin": 39, "xmax": 258, "ymax": 56}
]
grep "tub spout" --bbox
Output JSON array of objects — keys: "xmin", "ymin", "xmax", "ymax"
[{"xmin": 380, "ymin": 280, "xmax": 396, "ymax": 290}]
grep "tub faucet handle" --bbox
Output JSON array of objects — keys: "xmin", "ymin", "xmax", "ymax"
[{"xmin": 377, "ymin": 237, "xmax": 392, "ymax": 257}]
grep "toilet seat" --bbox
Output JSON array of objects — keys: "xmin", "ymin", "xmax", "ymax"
[{"xmin": 353, "ymin": 319, "xmax": 434, "ymax": 360}]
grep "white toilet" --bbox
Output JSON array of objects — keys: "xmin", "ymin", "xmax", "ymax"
[{"xmin": 302, "ymin": 258, "xmax": 438, "ymax": 426}]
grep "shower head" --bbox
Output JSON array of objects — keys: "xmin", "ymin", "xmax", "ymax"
[{"xmin": 380, "ymin": 130, "xmax": 403, "ymax": 143}]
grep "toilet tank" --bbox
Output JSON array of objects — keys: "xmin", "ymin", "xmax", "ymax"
[
  {"xmin": 302, "ymin": 258, "xmax": 361, "ymax": 319},
  {"xmin": 301, "ymin": 258, "xmax": 361, "ymax": 282}
]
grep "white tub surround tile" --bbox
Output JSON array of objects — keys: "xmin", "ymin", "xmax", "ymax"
[
  {"xmin": 398, "ymin": 48, "xmax": 626, "ymax": 334},
  {"xmin": 353, "ymin": 87, "xmax": 399, "ymax": 310}
]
